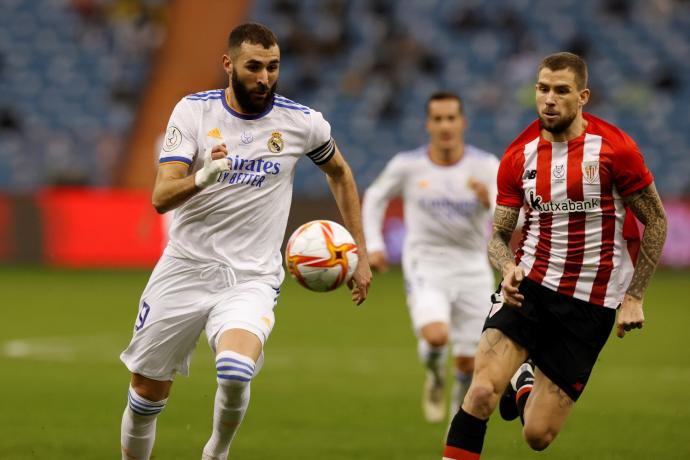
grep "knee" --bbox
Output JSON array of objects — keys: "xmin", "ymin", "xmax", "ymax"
[
  {"xmin": 422, "ymin": 328, "xmax": 448, "ymax": 348},
  {"xmin": 454, "ymin": 356, "xmax": 474, "ymax": 374},
  {"xmin": 523, "ymin": 425, "xmax": 556, "ymax": 451},
  {"xmin": 464, "ymin": 381, "xmax": 500, "ymax": 418},
  {"xmin": 216, "ymin": 350, "xmax": 256, "ymax": 389},
  {"xmin": 131, "ymin": 373, "xmax": 171, "ymax": 402},
  {"xmin": 420, "ymin": 322, "xmax": 449, "ymax": 348}
]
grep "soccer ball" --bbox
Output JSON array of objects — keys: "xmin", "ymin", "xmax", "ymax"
[{"xmin": 285, "ymin": 220, "xmax": 359, "ymax": 292}]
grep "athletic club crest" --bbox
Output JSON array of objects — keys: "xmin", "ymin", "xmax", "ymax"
[
  {"xmin": 267, "ymin": 131, "xmax": 284, "ymax": 153},
  {"xmin": 582, "ymin": 161, "xmax": 600, "ymax": 184}
]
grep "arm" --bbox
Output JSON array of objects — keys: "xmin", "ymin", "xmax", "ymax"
[
  {"xmin": 319, "ymin": 145, "xmax": 372, "ymax": 305},
  {"xmin": 152, "ymin": 144, "xmax": 229, "ymax": 214},
  {"xmin": 617, "ymin": 182, "xmax": 668, "ymax": 338},
  {"xmin": 488, "ymin": 205, "xmax": 525, "ymax": 307},
  {"xmin": 361, "ymin": 157, "xmax": 405, "ymax": 273},
  {"xmin": 468, "ymin": 178, "xmax": 491, "ymax": 210}
]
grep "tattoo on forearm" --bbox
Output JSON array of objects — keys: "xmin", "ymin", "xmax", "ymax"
[
  {"xmin": 489, "ymin": 205, "xmax": 520, "ymax": 273},
  {"xmin": 623, "ymin": 183, "xmax": 668, "ymax": 299}
]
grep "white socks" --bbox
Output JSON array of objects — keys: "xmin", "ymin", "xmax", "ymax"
[
  {"xmin": 121, "ymin": 385, "xmax": 167, "ymax": 460},
  {"xmin": 202, "ymin": 351, "xmax": 256, "ymax": 460},
  {"xmin": 418, "ymin": 339, "xmax": 448, "ymax": 382}
]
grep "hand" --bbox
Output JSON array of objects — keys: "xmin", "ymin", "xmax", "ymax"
[
  {"xmin": 501, "ymin": 265, "xmax": 525, "ymax": 307},
  {"xmin": 616, "ymin": 294, "xmax": 645, "ymax": 338},
  {"xmin": 468, "ymin": 177, "xmax": 490, "ymax": 209},
  {"xmin": 347, "ymin": 256, "xmax": 372, "ymax": 306},
  {"xmin": 194, "ymin": 144, "xmax": 229, "ymax": 188},
  {"xmin": 368, "ymin": 250, "xmax": 388, "ymax": 273}
]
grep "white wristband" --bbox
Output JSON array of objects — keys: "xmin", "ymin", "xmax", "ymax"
[{"xmin": 195, "ymin": 148, "xmax": 229, "ymax": 188}]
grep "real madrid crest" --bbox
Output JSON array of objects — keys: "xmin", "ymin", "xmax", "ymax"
[{"xmin": 268, "ymin": 131, "xmax": 284, "ymax": 153}]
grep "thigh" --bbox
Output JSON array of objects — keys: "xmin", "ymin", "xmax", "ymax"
[
  {"xmin": 464, "ymin": 328, "xmax": 528, "ymax": 417},
  {"xmin": 206, "ymin": 279, "xmax": 280, "ymax": 353},
  {"xmin": 473, "ymin": 328, "xmax": 528, "ymax": 385},
  {"xmin": 406, "ymin": 283, "xmax": 451, "ymax": 334},
  {"xmin": 120, "ymin": 256, "xmax": 211, "ymax": 380},
  {"xmin": 403, "ymin": 263, "xmax": 452, "ymax": 333},
  {"xmin": 522, "ymin": 367, "xmax": 574, "ymax": 437},
  {"xmin": 450, "ymin": 272, "xmax": 494, "ymax": 357}
]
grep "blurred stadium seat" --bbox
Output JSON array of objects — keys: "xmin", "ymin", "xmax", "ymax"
[{"xmin": 0, "ymin": 0, "xmax": 688, "ymax": 197}]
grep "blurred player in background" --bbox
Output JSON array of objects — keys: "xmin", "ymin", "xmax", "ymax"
[
  {"xmin": 362, "ymin": 92, "xmax": 499, "ymax": 423},
  {"xmin": 443, "ymin": 52, "xmax": 668, "ymax": 459},
  {"xmin": 119, "ymin": 22, "xmax": 371, "ymax": 460}
]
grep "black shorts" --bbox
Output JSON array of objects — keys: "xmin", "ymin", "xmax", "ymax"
[{"xmin": 483, "ymin": 277, "xmax": 615, "ymax": 401}]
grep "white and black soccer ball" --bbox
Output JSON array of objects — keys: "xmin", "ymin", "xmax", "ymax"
[{"xmin": 285, "ymin": 220, "xmax": 359, "ymax": 292}]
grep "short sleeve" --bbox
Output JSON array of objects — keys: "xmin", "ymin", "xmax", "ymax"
[
  {"xmin": 159, "ymin": 99, "xmax": 198, "ymax": 167},
  {"xmin": 496, "ymin": 151, "xmax": 524, "ymax": 208},
  {"xmin": 305, "ymin": 110, "xmax": 335, "ymax": 165},
  {"xmin": 611, "ymin": 136, "xmax": 653, "ymax": 197}
]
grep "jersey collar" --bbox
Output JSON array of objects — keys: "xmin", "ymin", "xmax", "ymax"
[{"xmin": 221, "ymin": 90, "xmax": 274, "ymax": 120}]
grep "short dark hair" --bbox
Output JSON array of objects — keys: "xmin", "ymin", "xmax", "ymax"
[
  {"xmin": 426, "ymin": 91, "xmax": 463, "ymax": 115},
  {"xmin": 228, "ymin": 22, "xmax": 278, "ymax": 52},
  {"xmin": 538, "ymin": 52, "xmax": 588, "ymax": 90}
]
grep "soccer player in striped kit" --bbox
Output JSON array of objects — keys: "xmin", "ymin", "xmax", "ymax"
[
  {"xmin": 362, "ymin": 92, "xmax": 499, "ymax": 424},
  {"xmin": 119, "ymin": 23, "xmax": 371, "ymax": 460},
  {"xmin": 443, "ymin": 52, "xmax": 667, "ymax": 459}
]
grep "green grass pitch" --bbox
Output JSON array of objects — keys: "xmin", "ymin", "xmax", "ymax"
[{"xmin": 0, "ymin": 266, "xmax": 688, "ymax": 459}]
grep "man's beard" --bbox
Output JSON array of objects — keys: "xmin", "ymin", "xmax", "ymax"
[
  {"xmin": 231, "ymin": 72, "xmax": 276, "ymax": 114},
  {"xmin": 539, "ymin": 111, "xmax": 577, "ymax": 135}
]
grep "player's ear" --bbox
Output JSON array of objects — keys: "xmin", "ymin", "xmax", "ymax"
[
  {"xmin": 222, "ymin": 53, "xmax": 232, "ymax": 77},
  {"xmin": 579, "ymin": 88, "xmax": 590, "ymax": 107}
]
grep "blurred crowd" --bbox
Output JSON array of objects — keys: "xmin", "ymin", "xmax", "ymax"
[{"xmin": 0, "ymin": 0, "xmax": 688, "ymax": 197}]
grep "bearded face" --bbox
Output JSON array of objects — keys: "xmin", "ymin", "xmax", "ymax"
[
  {"xmin": 539, "ymin": 110, "xmax": 577, "ymax": 134},
  {"xmin": 232, "ymin": 70, "xmax": 277, "ymax": 114}
]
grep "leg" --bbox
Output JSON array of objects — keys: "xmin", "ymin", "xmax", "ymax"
[
  {"xmin": 520, "ymin": 368, "xmax": 574, "ymax": 450},
  {"xmin": 419, "ymin": 321, "xmax": 450, "ymax": 380},
  {"xmin": 419, "ymin": 321, "xmax": 449, "ymax": 423},
  {"xmin": 444, "ymin": 328, "xmax": 527, "ymax": 459},
  {"xmin": 449, "ymin": 355, "xmax": 474, "ymax": 415},
  {"xmin": 202, "ymin": 328, "xmax": 262, "ymax": 460},
  {"xmin": 121, "ymin": 374, "xmax": 172, "ymax": 460}
]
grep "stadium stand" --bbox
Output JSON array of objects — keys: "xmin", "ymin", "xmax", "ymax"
[{"xmin": 0, "ymin": 0, "xmax": 688, "ymax": 197}]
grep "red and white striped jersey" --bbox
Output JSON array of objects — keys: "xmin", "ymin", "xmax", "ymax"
[{"xmin": 497, "ymin": 113, "xmax": 653, "ymax": 308}]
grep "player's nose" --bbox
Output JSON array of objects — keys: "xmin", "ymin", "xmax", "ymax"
[{"xmin": 256, "ymin": 69, "xmax": 269, "ymax": 85}]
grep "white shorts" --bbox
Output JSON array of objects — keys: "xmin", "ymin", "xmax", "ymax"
[
  {"xmin": 403, "ymin": 258, "xmax": 494, "ymax": 357},
  {"xmin": 120, "ymin": 254, "xmax": 280, "ymax": 381}
]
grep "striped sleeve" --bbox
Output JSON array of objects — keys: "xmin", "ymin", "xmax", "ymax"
[{"xmin": 306, "ymin": 137, "xmax": 335, "ymax": 165}]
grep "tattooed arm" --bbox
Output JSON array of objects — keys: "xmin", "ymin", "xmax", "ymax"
[
  {"xmin": 489, "ymin": 205, "xmax": 525, "ymax": 307},
  {"xmin": 616, "ymin": 182, "xmax": 668, "ymax": 338}
]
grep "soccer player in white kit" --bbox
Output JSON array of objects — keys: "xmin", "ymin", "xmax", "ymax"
[
  {"xmin": 119, "ymin": 23, "xmax": 371, "ymax": 460},
  {"xmin": 362, "ymin": 92, "xmax": 499, "ymax": 423}
]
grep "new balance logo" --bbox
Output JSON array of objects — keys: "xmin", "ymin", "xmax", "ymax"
[{"xmin": 523, "ymin": 169, "xmax": 537, "ymax": 180}]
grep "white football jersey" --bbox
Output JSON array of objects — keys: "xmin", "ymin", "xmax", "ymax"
[
  {"xmin": 158, "ymin": 90, "xmax": 335, "ymax": 285},
  {"xmin": 363, "ymin": 144, "xmax": 499, "ymax": 275}
]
